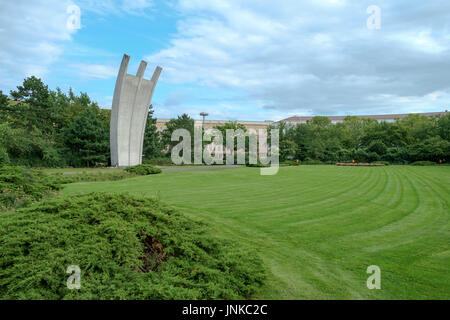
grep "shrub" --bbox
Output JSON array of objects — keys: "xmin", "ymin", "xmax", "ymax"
[
  {"xmin": 410, "ymin": 161, "xmax": 436, "ymax": 166},
  {"xmin": 143, "ymin": 157, "xmax": 173, "ymax": 166},
  {"xmin": 302, "ymin": 159, "xmax": 324, "ymax": 165},
  {"xmin": 281, "ymin": 160, "xmax": 300, "ymax": 166},
  {"xmin": 245, "ymin": 161, "xmax": 269, "ymax": 168},
  {"xmin": 49, "ymin": 171, "xmax": 137, "ymax": 184},
  {"xmin": 372, "ymin": 161, "xmax": 389, "ymax": 166},
  {"xmin": 0, "ymin": 166, "xmax": 61, "ymax": 210},
  {"xmin": 124, "ymin": 164, "xmax": 162, "ymax": 175},
  {"xmin": 0, "ymin": 193, "xmax": 265, "ymax": 299},
  {"xmin": 0, "ymin": 147, "xmax": 9, "ymax": 166}
]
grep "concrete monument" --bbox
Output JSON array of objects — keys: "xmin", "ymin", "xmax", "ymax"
[{"xmin": 110, "ymin": 54, "xmax": 162, "ymax": 167}]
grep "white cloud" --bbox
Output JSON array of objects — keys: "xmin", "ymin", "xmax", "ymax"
[
  {"xmin": 74, "ymin": 0, "xmax": 154, "ymax": 16},
  {"xmin": 71, "ymin": 63, "xmax": 117, "ymax": 79},
  {"xmin": 147, "ymin": 0, "xmax": 450, "ymax": 115},
  {"xmin": 0, "ymin": 0, "xmax": 76, "ymax": 90}
]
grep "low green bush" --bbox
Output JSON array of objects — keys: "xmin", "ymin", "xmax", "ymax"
[
  {"xmin": 0, "ymin": 166, "xmax": 61, "ymax": 210},
  {"xmin": 410, "ymin": 161, "xmax": 436, "ymax": 166},
  {"xmin": 143, "ymin": 157, "xmax": 173, "ymax": 166},
  {"xmin": 245, "ymin": 161, "xmax": 269, "ymax": 168},
  {"xmin": 372, "ymin": 161, "xmax": 390, "ymax": 166},
  {"xmin": 49, "ymin": 171, "xmax": 136, "ymax": 184},
  {"xmin": 0, "ymin": 148, "xmax": 9, "ymax": 166},
  {"xmin": 124, "ymin": 164, "xmax": 162, "ymax": 175},
  {"xmin": 281, "ymin": 160, "xmax": 300, "ymax": 166},
  {"xmin": 301, "ymin": 159, "xmax": 324, "ymax": 165},
  {"xmin": 0, "ymin": 193, "xmax": 265, "ymax": 299}
]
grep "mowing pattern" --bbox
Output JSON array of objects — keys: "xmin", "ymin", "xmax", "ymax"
[{"xmin": 63, "ymin": 166, "xmax": 450, "ymax": 299}]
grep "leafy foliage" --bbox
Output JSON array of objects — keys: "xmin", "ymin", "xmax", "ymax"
[
  {"xmin": 124, "ymin": 164, "xmax": 162, "ymax": 175},
  {"xmin": 410, "ymin": 161, "xmax": 436, "ymax": 166},
  {"xmin": 280, "ymin": 160, "xmax": 300, "ymax": 166},
  {"xmin": 278, "ymin": 113, "xmax": 450, "ymax": 164},
  {"xmin": 161, "ymin": 113, "xmax": 195, "ymax": 153},
  {"xmin": 48, "ymin": 171, "xmax": 140, "ymax": 184},
  {"xmin": 1, "ymin": 77, "xmax": 111, "ymax": 167},
  {"xmin": 62, "ymin": 106, "xmax": 109, "ymax": 167},
  {"xmin": 0, "ymin": 193, "xmax": 265, "ymax": 299},
  {"xmin": 0, "ymin": 166, "xmax": 61, "ymax": 210},
  {"xmin": 143, "ymin": 157, "xmax": 173, "ymax": 166},
  {"xmin": 1, "ymin": 77, "xmax": 449, "ymax": 167},
  {"xmin": 142, "ymin": 105, "xmax": 163, "ymax": 161}
]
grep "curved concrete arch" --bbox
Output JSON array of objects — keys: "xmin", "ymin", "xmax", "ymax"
[{"xmin": 110, "ymin": 54, "xmax": 162, "ymax": 167}]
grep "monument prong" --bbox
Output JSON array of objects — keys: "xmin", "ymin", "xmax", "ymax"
[
  {"xmin": 136, "ymin": 61, "xmax": 147, "ymax": 78},
  {"xmin": 151, "ymin": 66, "xmax": 162, "ymax": 83},
  {"xmin": 118, "ymin": 54, "xmax": 130, "ymax": 78}
]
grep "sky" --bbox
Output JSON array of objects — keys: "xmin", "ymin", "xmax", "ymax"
[{"xmin": 1, "ymin": 0, "xmax": 450, "ymax": 121}]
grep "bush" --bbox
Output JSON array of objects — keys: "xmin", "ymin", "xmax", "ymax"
[
  {"xmin": 0, "ymin": 148, "xmax": 9, "ymax": 166},
  {"xmin": 0, "ymin": 166, "xmax": 61, "ymax": 210},
  {"xmin": 302, "ymin": 159, "xmax": 324, "ymax": 165},
  {"xmin": 245, "ymin": 161, "xmax": 269, "ymax": 168},
  {"xmin": 372, "ymin": 161, "xmax": 389, "ymax": 166},
  {"xmin": 0, "ymin": 193, "xmax": 265, "ymax": 299},
  {"xmin": 410, "ymin": 161, "xmax": 436, "ymax": 166},
  {"xmin": 281, "ymin": 160, "xmax": 300, "ymax": 166},
  {"xmin": 49, "ymin": 171, "xmax": 137, "ymax": 184},
  {"xmin": 143, "ymin": 157, "xmax": 173, "ymax": 166},
  {"xmin": 124, "ymin": 164, "xmax": 162, "ymax": 175}
]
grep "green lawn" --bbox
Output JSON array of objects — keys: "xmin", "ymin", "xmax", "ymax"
[{"xmin": 62, "ymin": 165, "xmax": 450, "ymax": 299}]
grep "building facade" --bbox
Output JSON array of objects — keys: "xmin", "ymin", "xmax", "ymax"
[
  {"xmin": 278, "ymin": 111, "xmax": 448, "ymax": 126},
  {"xmin": 156, "ymin": 111, "xmax": 448, "ymax": 132},
  {"xmin": 156, "ymin": 119, "xmax": 274, "ymax": 132}
]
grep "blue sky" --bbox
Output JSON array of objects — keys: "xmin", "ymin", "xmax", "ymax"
[{"xmin": 1, "ymin": 0, "xmax": 450, "ymax": 121}]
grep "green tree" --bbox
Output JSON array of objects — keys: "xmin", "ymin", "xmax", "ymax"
[
  {"xmin": 279, "ymin": 140, "xmax": 298, "ymax": 161},
  {"xmin": 437, "ymin": 113, "xmax": 450, "ymax": 141},
  {"xmin": 161, "ymin": 113, "xmax": 195, "ymax": 154},
  {"xmin": 408, "ymin": 136, "xmax": 450, "ymax": 162},
  {"xmin": 9, "ymin": 76, "xmax": 55, "ymax": 134},
  {"xmin": 62, "ymin": 106, "xmax": 109, "ymax": 167},
  {"xmin": 142, "ymin": 105, "xmax": 162, "ymax": 160}
]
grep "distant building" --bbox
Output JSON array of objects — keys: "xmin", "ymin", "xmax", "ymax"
[
  {"xmin": 155, "ymin": 111, "xmax": 448, "ymax": 132},
  {"xmin": 156, "ymin": 119, "xmax": 274, "ymax": 132},
  {"xmin": 278, "ymin": 111, "xmax": 448, "ymax": 126}
]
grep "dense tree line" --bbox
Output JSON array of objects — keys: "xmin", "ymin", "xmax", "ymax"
[
  {"xmin": 0, "ymin": 77, "xmax": 160, "ymax": 167},
  {"xmin": 1, "ymin": 77, "xmax": 448, "ymax": 167},
  {"xmin": 276, "ymin": 115, "xmax": 450, "ymax": 164},
  {"xmin": 162, "ymin": 114, "xmax": 450, "ymax": 165}
]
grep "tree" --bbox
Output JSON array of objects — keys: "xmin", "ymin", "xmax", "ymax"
[
  {"xmin": 408, "ymin": 136, "xmax": 450, "ymax": 162},
  {"xmin": 62, "ymin": 106, "xmax": 109, "ymax": 167},
  {"xmin": 279, "ymin": 140, "xmax": 298, "ymax": 161},
  {"xmin": 365, "ymin": 139, "xmax": 387, "ymax": 156},
  {"xmin": 142, "ymin": 105, "xmax": 162, "ymax": 160},
  {"xmin": 0, "ymin": 90, "xmax": 7, "ymax": 108},
  {"xmin": 161, "ymin": 113, "xmax": 195, "ymax": 152},
  {"xmin": 438, "ymin": 113, "xmax": 450, "ymax": 141},
  {"xmin": 9, "ymin": 76, "xmax": 54, "ymax": 134}
]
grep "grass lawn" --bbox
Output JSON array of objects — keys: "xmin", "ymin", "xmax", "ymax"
[{"xmin": 62, "ymin": 165, "xmax": 450, "ymax": 299}]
